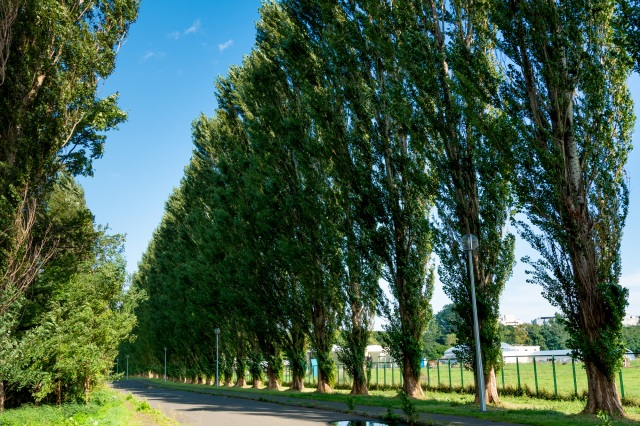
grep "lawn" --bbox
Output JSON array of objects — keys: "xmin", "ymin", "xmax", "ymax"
[
  {"xmin": 0, "ymin": 386, "xmax": 177, "ymax": 426},
  {"xmin": 325, "ymin": 359, "xmax": 640, "ymax": 403},
  {"xmin": 136, "ymin": 377, "xmax": 640, "ymax": 426}
]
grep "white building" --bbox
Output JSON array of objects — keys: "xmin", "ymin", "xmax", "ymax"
[
  {"xmin": 499, "ymin": 314, "xmax": 523, "ymax": 326},
  {"xmin": 622, "ymin": 315, "xmax": 640, "ymax": 326},
  {"xmin": 531, "ymin": 316, "xmax": 555, "ymax": 325}
]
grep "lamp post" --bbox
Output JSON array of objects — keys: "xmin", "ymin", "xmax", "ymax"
[
  {"xmin": 116, "ymin": 358, "xmax": 119, "ymax": 375},
  {"xmin": 462, "ymin": 234, "xmax": 486, "ymax": 412},
  {"xmin": 126, "ymin": 354, "xmax": 129, "ymax": 380},
  {"xmin": 214, "ymin": 328, "xmax": 221, "ymax": 387},
  {"xmin": 164, "ymin": 347, "xmax": 167, "ymax": 382}
]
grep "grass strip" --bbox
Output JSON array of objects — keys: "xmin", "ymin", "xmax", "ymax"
[
  {"xmin": 134, "ymin": 377, "xmax": 640, "ymax": 426},
  {"xmin": 0, "ymin": 386, "xmax": 178, "ymax": 426}
]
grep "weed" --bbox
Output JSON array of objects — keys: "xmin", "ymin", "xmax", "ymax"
[
  {"xmin": 346, "ymin": 395, "xmax": 355, "ymax": 410},
  {"xmin": 136, "ymin": 400, "xmax": 152, "ymax": 411},
  {"xmin": 398, "ymin": 389, "xmax": 418, "ymax": 424},
  {"xmin": 384, "ymin": 405, "xmax": 402, "ymax": 423},
  {"xmin": 597, "ymin": 409, "xmax": 612, "ymax": 426}
]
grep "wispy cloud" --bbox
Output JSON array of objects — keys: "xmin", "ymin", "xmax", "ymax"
[
  {"xmin": 141, "ymin": 51, "xmax": 164, "ymax": 62},
  {"xmin": 218, "ymin": 39, "xmax": 233, "ymax": 52},
  {"xmin": 184, "ymin": 19, "xmax": 201, "ymax": 35},
  {"xmin": 167, "ymin": 19, "xmax": 201, "ymax": 39}
]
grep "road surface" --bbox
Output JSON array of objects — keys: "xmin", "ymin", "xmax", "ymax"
[{"xmin": 111, "ymin": 380, "xmax": 375, "ymax": 425}]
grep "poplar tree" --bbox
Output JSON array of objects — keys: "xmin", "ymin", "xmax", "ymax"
[
  {"xmin": 492, "ymin": 0, "xmax": 635, "ymax": 415},
  {"xmin": 0, "ymin": 0, "xmax": 138, "ymax": 313},
  {"xmin": 398, "ymin": 0, "xmax": 515, "ymax": 404}
]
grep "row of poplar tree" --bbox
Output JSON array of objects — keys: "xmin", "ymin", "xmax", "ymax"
[
  {"xmin": 0, "ymin": 0, "xmax": 140, "ymax": 411},
  {"xmin": 128, "ymin": 0, "xmax": 640, "ymax": 417}
]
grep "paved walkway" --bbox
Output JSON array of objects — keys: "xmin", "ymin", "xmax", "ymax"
[{"xmin": 112, "ymin": 379, "xmax": 528, "ymax": 426}]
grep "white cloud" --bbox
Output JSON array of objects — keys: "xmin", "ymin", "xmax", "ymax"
[
  {"xmin": 218, "ymin": 39, "xmax": 233, "ymax": 52},
  {"xmin": 141, "ymin": 51, "xmax": 164, "ymax": 62},
  {"xmin": 168, "ymin": 19, "xmax": 201, "ymax": 40},
  {"xmin": 184, "ymin": 19, "xmax": 201, "ymax": 35}
]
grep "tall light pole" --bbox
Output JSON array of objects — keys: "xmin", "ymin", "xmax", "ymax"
[
  {"xmin": 164, "ymin": 347, "xmax": 167, "ymax": 382},
  {"xmin": 116, "ymin": 358, "xmax": 119, "ymax": 375},
  {"xmin": 462, "ymin": 234, "xmax": 486, "ymax": 412},
  {"xmin": 126, "ymin": 354, "xmax": 129, "ymax": 380},
  {"xmin": 214, "ymin": 328, "xmax": 221, "ymax": 387}
]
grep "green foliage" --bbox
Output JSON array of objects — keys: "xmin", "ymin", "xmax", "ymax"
[
  {"xmin": 1, "ymin": 176, "xmax": 141, "ymax": 408},
  {"xmin": 622, "ymin": 326, "xmax": 640, "ymax": 353},
  {"xmin": 492, "ymin": 0, "xmax": 634, "ymax": 412},
  {"xmin": 398, "ymin": 389, "xmax": 418, "ymax": 424}
]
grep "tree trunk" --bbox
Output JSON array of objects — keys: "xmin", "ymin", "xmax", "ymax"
[
  {"xmin": 252, "ymin": 378, "xmax": 262, "ymax": 389},
  {"xmin": 402, "ymin": 362, "xmax": 424, "ymax": 398},
  {"xmin": 289, "ymin": 375, "xmax": 304, "ymax": 391},
  {"xmin": 350, "ymin": 368, "xmax": 369, "ymax": 396},
  {"xmin": 583, "ymin": 361, "xmax": 624, "ymax": 416},
  {"xmin": 316, "ymin": 374, "xmax": 332, "ymax": 394},
  {"xmin": 266, "ymin": 365, "xmax": 280, "ymax": 389},
  {"xmin": 0, "ymin": 380, "xmax": 5, "ymax": 413},
  {"xmin": 483, "ymin": 367, "xmax": 500, "ymax": 404},
  {"xmin": 235, "ymin": 376, "xmax": 247, "ymax": 387},
  {"xmin": 84, "ymin": 377, "xmax": 90, "ymax": 406}
]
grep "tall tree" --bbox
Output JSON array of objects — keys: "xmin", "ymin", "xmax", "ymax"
[
  {"xmin": 332, "ymin": 0, "xmax": 438, "ymax": 398},
  {"xmin": 0, "ymin": 0, "xmax": 138, "ymax": 314},
  {"xmin": 397, "ymin": 0, "xmax": 515, "ymax": 404},
  {"xmin": 492, "ymin": 0, "xmax": 635, "ymax": 415}
]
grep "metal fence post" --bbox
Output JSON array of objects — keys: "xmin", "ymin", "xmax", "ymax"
[
  {"xmin": 533, "ymin": 356, "xmax": 538, "ymax": 396},
  {"xmin": 392, "ymin": 361, "xmax": 394, "ymax": 386},
  {"xmin": 427, "ymin": 362, "xmax": 430, "ymax": 387},
  {"xmin": 376, "ymin": 362, "xmax": 379, "ymax": 386},
  {"xmin": 448, "ymin": 359, "xmax": 452, "ymax": 390},
  {"xmin": 501, "ymin": 362, "xmax": 505, "ymax": 389},
  {"xmin": 516, "ymin": 356, "xmax": 521, "ymax": 390},
  {"xmin": 552, "ymin": 355, "xmax": 558, "ymax": 397},
  {"xmin": 384, "ymin": 361, "xmax": 387, "ymax": 386},
  {"xmin": 437, "ymin": 360, "xmax": 441, "ymax": 387},
  {"xmin": 619, "ymin": 368, "xmax": 625, "ymax": 400},
  {"xmin": 460, "ymin": 360, "xmax": 464, "ymax": 388},
  {"xmin": 572, "ymin": 356, "xmax": 577, "ymax": 397}
]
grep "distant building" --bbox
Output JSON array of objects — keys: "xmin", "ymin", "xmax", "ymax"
[
  {"xmin": 499, "ymin": 314, "xmax": 523, "ymax": 326},
  {"xmin": 622, "ymin": 315, "xmax": 640, "ymax": 326},
  {"xmin": 531, "ymin": 316, "xmax": 555, "ymax": 325}
]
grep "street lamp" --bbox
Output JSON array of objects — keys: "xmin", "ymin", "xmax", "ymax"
[
  {"xmin": 126, "ymin": 354, "xmax": 129, "ymax": 380},
  {"xmin": 214, "ymin": 328, "xmax": 221, "ymax": 387},
  {"xmin": 164, "ymin": 347, "xmax": 167, "ymax": 382},
  {"xmin": 462, "ymin": 234, "xmax": 486, "ymax": 412},
  {"xmin": 116, "ymin": 358, "xmax": 119, "ymax": 375}
]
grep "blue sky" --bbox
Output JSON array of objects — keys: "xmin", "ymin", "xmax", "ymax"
[{"xmin": 79, "ymin": 1, "xmax": 640, "ymax": 322}]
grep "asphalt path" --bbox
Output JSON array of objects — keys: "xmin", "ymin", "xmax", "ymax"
[{"xmin": 111, "ymin": 380, "xmax": 375, "ymax": 425}]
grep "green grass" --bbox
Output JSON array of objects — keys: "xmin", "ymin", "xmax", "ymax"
[
  {"xmin": 327, "ymin": 360, "xmax": 640, "ymax": 403},
  {"xmin": 136, "ymin": 377, "xmax": 640, "ymax": 426},
  {"xmin": 0, "ymin": 386, "xmax": 177, "ymax": 426}
]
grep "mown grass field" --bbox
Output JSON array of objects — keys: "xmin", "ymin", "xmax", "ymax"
[
  {"xmin": 135, "ymin": 377, "xmax": 640, "ymax": 426},
  {"xmin": 323, "ymin": 359, "xmax": 640, "ymax": 403},
  {"xmin": 0, "ymin": 386, "xmax": 177, "ymax": 426}
]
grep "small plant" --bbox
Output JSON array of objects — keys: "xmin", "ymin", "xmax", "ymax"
[
  {"xmin": 346, "ymin": 396, "xmax": 355, "ymax": 410},
  {"xmin": 384, "ymin": 405, "xmax": 402, "ymax": 423},
  {"xmin": 398, "ymin": 389, "xmax": 418, "ymax": 424},
  {"xmin": 136, "ymin": 400, "xmax": 151, "ymax": 411},
  {"xmin": 596, "ymin": 409, "xmax": 612, "ymax": 426}
]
